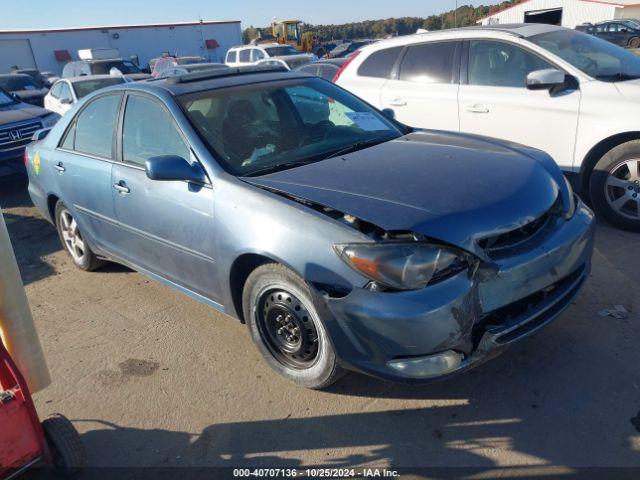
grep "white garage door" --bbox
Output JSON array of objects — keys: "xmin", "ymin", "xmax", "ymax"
[{"xmin": 0, "ymin": 39, "xmax": 36, "ymax": 72}]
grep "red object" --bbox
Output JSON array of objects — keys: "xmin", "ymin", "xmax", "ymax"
[
  {"xmin": 22, "ymin": 150, "xmax": 27, "ymax": 167},
  {"xmin": 332, "ymin": 50, "xmax": 361, "ymax": 83},
  {"xmin": 54, "ymin": 50, "xmax": 72, "ymax": 62},
  {"xmin": 205, "ymin": 38, "xmax": 219, "ymax": 49},
  {"xmin": 0, "ymin": 342, "xmax": 50, "ymax": 478}
]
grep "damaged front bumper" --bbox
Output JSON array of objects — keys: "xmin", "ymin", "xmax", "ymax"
[{"xmin": 315, "ymin": 200, "xmax": 595, "ymax": 384}]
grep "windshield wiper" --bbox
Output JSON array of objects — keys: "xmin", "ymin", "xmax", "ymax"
[
  {"xmin": 596, "ymin": 72, "xmax": 640, "ymax": 81},
  {"xmin": 243, "ymin": 159, "xmax": 319, "ymax": 177},
  {"xmin": 321, "ymin": 137, "xmax": 391, "ymax": 161}
]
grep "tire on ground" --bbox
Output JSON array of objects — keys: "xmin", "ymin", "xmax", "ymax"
[
  {"xmin": 54, "ymin": 201, "xmax": 105, "ymax": 271},
  {"xmin": 242, "ymin": 263, "xmax": 346, "ymax": 389},
  {"xmin": 42, "ymin": 414, "xmax": 87, "ymax": 474}
]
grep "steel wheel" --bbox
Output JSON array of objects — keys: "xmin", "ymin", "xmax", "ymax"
[
  {"xmin": 256, "ymin": 288, "xmax": 320, "ymax": 370},
  {"xmin": 59, "ymin": 209, "xmax": 87, "ymax": 263},
  {"xmin": 604, "ymin": 158, "xmax": 640, "ymax": 220}
]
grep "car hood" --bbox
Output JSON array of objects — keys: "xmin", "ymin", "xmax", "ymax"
[
  {"xmin": 126, "ymin": 73, "xmax": 152, "ymax": 81},
  {"xmin": 614, "ymin": 78, "xmax": 640, "ymax": 100},
  {"xmin": 244, "ymin": 131, "xmax": 561, "ymax": 256},
  {"xmin": 273, "ymin": 53, "xmax": 315, "ymax": 68},
  {"xmin": 0, "ymin": 101, "xmax": 50, "ymax": 124}
]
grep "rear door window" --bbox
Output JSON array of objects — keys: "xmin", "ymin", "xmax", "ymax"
[
  {"xmin": 239, "ymin": 49, "xmax": 251, "ymax": 63},
  {"xmin": 398, "ymin": 41, "xmax": 460, "ymax": 84},
  {"xmin": 70, "ymin": 94, "xmax": 121, "ymax": 158},
  {"xmin": 357, "ymin": 46, "xmax": 403, "ymax": 78}
]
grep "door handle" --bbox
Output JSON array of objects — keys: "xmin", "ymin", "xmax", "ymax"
[
  {"xmin": 388, "ymin": 98, "xmax": 407, "ymax": 107},
  {"xmin": 466, "ymin": 104, "xmax": 490, "ymax": 114},
  {"xmin": 113, "ymin": 181, "xmax": 130, "ymax": 195},
  {"xmin": 54, "ymin": 162, "xmax": 66, "ymax": 173}
]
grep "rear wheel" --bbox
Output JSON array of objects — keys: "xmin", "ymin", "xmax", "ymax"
[
  {"xmin": 242, "ymin": 263, "xmax": 345, "ymax": 389},
  {"xmin": 589, "ymin": 140, "xmax": 640, "ymax": 231},
  {"xmin": 55, "ymin": 202, "xmax": 105, "ymax": 271},
  {"xmin": 628, "ymin": 37, "xmax": 640, "ymax": 49}
]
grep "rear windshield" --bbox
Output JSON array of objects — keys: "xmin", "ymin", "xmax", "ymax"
[
  {"xmin": 91, "ymin": 60, "xmax": 141, "ymax": 75},
  {"xmin": 265, "ymin": 46, "xmax": 300, "ymax": 57},
  {"xmin": 179, "ymin": 77, "xmax": 402, "ymax": 176},
  {"xmin": 0, "ymin": 76, "xmax": 40, "ymax": 91},
  {"xmin": 73, "ymin": 78, "xmax": 125, "ymax": 98}
]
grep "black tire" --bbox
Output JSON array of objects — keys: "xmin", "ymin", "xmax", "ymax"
[
  {"xmin": 242, "ymin": 263, "xmax": 345, "ymax": 389},
  {"xmin": 54, "ymin": 201, "xmax": 105, "ymax": 271},
  {"xmin": 42, "ymin": 414, "xmax": 87, "ymax": 474},
  {"xmin": 628, "ymin": 37, "xmax": 640, "ymax": 49},
  {"xmin": 589, "ymin": 140, "xmax": 640, "ymax": 232}
]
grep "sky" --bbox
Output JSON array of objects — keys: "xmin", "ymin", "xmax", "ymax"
[{"xmin": 0, "ymin": 0, "xmax": 504, "ymax": 30}]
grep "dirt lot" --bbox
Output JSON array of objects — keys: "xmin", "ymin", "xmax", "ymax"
[{"xmin": 2, "ymin": 176, "xmax": 640, "ymax": 473}]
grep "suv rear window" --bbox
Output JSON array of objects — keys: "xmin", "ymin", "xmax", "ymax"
[
  {"xmin": 357, "ymin": 46, "xmax": 403, "ymax": 79},
  {"xmin": 398, "ymin": 41, "xmax": 459, "ymax": 84}
]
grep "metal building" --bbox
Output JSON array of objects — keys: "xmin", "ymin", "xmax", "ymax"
[
  {"xmin": 477, "ymin": 0, "xmax": 640, "ymax": 28},
  {"xmin": 0, "ymin": 20, "xmax": 242, "ymax": 74}
]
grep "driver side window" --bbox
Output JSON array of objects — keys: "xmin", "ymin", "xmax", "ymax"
[
  {"xmin": 122, "ymin": 95, "xmax": 190, "ymax": 166},
  {"xmin": 468, "ymin": 40, "xmax": 553, "ymax": 88}
]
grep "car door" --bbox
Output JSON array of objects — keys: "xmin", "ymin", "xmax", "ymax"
[
  {"xmin": 45, "ymin": 82, "xmax": 61, "ymax": 113},
  {"xmin": 110, "ymin": 92, "xmax": 218, "ymax": 301},
  {"xmin": 52, "ymin": 93, "xmax": 123, "ymax": 251},
  {"xmin": 380, "ymin": 41, "xmax": 461, "ymax": 131},
  {"xmin": 458, "ymin": 39, "xmax": 580, "ymax": 171},
  {"xmin": 341, "ymin": 46, "xmax": 403, "ymax": 106}
]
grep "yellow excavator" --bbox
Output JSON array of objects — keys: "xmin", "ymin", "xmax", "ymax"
[{"xmin": 270, "ymin": 19, "xmax": 316, "ymax": 52}]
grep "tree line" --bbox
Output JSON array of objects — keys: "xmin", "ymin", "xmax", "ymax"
[{"xmin": 243, "ymin": 1, "xmax": 525, "ymax": 43}]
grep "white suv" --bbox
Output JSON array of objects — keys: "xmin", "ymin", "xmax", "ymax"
[
  {"xmin": 225, "ymin": 43, "xmax": 315, "ymax": 70},
  {"xmin": 336, "ymin": 23, "xmax": 640, "ymax": 231}
]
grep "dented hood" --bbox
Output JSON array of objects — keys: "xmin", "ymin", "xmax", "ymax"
[{"xmin": 245, "ymin": 131, "xmax": 560, "ymax": 254}]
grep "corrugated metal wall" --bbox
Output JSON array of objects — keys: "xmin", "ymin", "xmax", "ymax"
[
  {"xmin": 0, "ymin": 22, "xmax": 242, "ymax": 75},
  {"xmin": 479, "ymin": 0, "xmax": 618, "ymax": 28}
]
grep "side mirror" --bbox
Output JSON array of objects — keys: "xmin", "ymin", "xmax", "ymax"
[
  {"xmin": 31, "ymin": 128, "xmax": 51, "ymax": 141},
  {"xmin": 145, "ymin": 155, "xmax": 207, "ymax": 184},
  {"xmin": 60, "ymin": 97, "xmax": 73, "ymax": 105},
  {"xmin": 526, "ymin": 69, "xmax": 566, "ymax": 91},
  {"xmin": 381, "ymin": 108, "xmax": 395, "ymax": 120}
]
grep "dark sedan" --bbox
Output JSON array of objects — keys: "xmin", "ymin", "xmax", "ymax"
[
  {"xmin": 26, "ymin": 67, "xmax": 594, "ymax": 389},
  {"xmin": 0, "ymin": 74, "xmax": 49, "ymax": 107},
  {"xmin": 578, "ymin": 20, "xmax": 640, "ymax": 48},
  {"xmin": 295, "ymin": 58, "xmax": 349, "ymax": 81}
]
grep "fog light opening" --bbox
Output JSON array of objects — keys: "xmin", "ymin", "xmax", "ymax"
[{"xmin": 387, "ymin": 350, "xmax": 463, "ymax": 379}]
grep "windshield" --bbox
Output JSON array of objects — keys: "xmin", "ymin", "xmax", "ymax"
[
  {"xmin": 73, "ymin": 78, "xmax": 125, "ymax": 98},
  {"xmin": 91, "ymin": 60, "xmax": 141, "ymax": 75},
  {"xmin": 265, "ymin": 46, "xmax": 300, "ymax": 57},
  {"xmin": 0, "ymin": 75, "xmax": 40, "ymax": 91},
  {"xmin": 0, "ymin": 89, "xmax": 15, "ymax": 106},
  {"xmin": 529, "ymin": 29, "xmax": 640, "ymax": 81},
  {"xmin": 179, "ymin": 77, "xmax": 402, "ymax": 176}
]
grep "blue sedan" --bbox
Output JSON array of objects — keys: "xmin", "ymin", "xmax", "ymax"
[{"xmin": 26, "ymin": 67, "xmax": 595, "ymax": 388}]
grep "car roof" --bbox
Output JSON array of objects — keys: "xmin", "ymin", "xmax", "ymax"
[
  {"xmin": 0, "ymin": 73, "xmax": 32, "ymax": 79},
  {"xmin": 125, "ymin": 67, "xmax": 307, "ymax": 97},
  {"xmin": 300, "ymin": 58, "xmax": 347, "ymax": 67},
  {"xmin": 63, "ymin": 74, "xmax": 127, "ymax": 83}
]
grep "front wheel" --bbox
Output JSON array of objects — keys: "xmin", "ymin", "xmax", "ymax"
[
  {"xmin": 628, "ymin": 37, "xmax": 640, "ymax": 49},
  {"xmin": 42, "ymin": 414, "xmax": 87, "ymax": 474},
  {"xmin": 242, "ymin": 263, "xmax": 345, "ymax": 389},
  {"xmin": 589, "ymin": 140, "xmax": 640, "ymax": 232}
]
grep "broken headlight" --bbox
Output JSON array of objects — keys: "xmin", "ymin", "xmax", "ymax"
[{"xmin": 333, "ymin": 242, "xmax": 470, "ymax": 291}]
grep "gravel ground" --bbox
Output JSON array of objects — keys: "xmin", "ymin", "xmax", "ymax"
[{"xmin": 1, "ymin": 176, "xmax": 639, "ymax": 473}]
